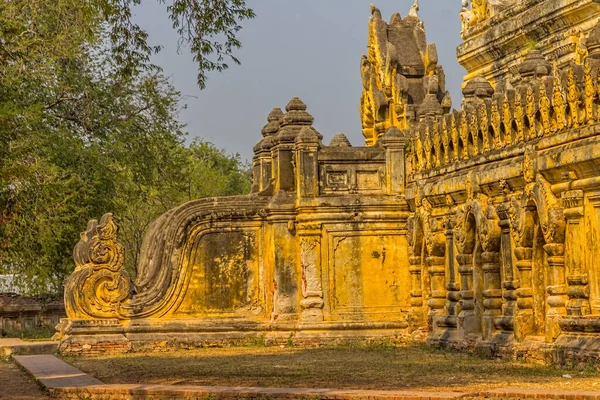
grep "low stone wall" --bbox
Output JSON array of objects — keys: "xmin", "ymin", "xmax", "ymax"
[{"xmin": 0, "ymin": 293, "xmax": 65, "ymax": 333}]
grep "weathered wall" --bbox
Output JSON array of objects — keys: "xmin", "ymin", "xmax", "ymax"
[
  {"xmin": 0, "ymin": 294, "xmax": 65, "ymax": 333},
  {"xmin": 57, "ymin": 98, "xmax": 412, "ymax": 354}
]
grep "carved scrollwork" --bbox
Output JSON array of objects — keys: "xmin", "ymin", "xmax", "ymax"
[
  {"xmin": 534, "ymin": 174, "xmax": 566, "ymax": 244},
  {"xmin": 65, "ymin": 214, "xmax": 132, "ymax": 319},
  {"xmin": 506, "ymin": 195, "xmax": 525, "ymax": 246},
  {"xmin": 300, "ymin": 237, "xmax": 323, "ymax": 304},
  {"xmin": 454, "ymin": 174, "xmax": 501, "ymax": 254}
]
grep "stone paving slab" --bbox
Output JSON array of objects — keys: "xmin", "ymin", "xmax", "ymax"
[
  {"xmin": 0, "ymin": 338, "xmax": 57, "ymax": 356},
  {"xmin": 12, "ymin": 355, "xmax": 103, "ymax": 389}
]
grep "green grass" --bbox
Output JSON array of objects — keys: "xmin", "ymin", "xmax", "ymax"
[
  {"xmin": 1, "ymin": 326, "xmax": 55, "ymax": 340},
  {"xmin": 65, "ymin": 343, "xmax": 600, "ymax": 392}
]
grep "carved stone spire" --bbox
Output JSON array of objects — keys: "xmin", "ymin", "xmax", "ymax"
[
  {"xmin": 329, "ymin": 133, "xmax": 352, "ymax": 147},
  {"xmin": 360, "ymin": 5, "xmax": 447, "ymax": 146},
  {"xmin": 276, "ymin": 97, "xmax": 320, "ymax": 143},
  {"xmin": 254, "ymin": 108, "xmax": 283, "ymax": 154},
  {"xmin": 408, "ymin": 0, "xmax": 419, "ymax": 19},
  {"xmin": 262, "ymin": 108, "xmax": 284, "ymax": 137}
]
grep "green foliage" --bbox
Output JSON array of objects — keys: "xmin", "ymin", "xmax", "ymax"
[
  {"xmin": 0, "ymin": 0, "xmax": 252, "ymax": 294},
  {"xmin": 1, "ymin": 326, "xmax": 56, "ymax": 340}
]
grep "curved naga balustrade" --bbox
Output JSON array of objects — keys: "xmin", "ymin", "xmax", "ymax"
[
  {"xmin": 410, "ymin": 62, "xmax": 599, "ymax": 174},
  {"xmin": 64, "ymin": 195, "xmax": 270, "ymax": 320}
]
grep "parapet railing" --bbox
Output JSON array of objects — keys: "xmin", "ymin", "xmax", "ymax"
[{"xmin": 409, "ymin": 62, "xmax": 599, "ymax": 175}]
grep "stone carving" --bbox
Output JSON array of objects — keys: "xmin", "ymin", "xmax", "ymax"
[
  {"xmin": 64, "ymin": 214, "xmax": 132, "ymax": 319},
  {"xmin": 360, "ymin": 5, "xmax": 449, "ymax": 146},
  {"xmin": 300, "ymin": 237, "xmax": 324, "ymax": 318},
  {"xmin": 60, "ymin": 3, "xmax": 600, "ymax": 365}
]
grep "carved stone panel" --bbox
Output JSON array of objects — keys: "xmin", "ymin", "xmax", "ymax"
[
  {"xmin": 174, "ymin": 230, "xmax": 263, "ymax": 317},
  {"xmin": 323, "ymin": 229, "xmax": 410, "ymax": 322}
]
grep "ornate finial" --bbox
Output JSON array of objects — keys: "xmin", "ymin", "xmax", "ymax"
[
  {"xmin": 390, "ymin": 12, "xmax": 402, "ymax": 25},
  {"xmin": 518, "ymin": 50, "xmax": 551, "ymax": 81},
  {"xmin": 441, "ymin": 91, "xmax": 452, "ymax": 111},
  {"xmin": 281, "ymin": 97, "xmax": 314, "ymax": 127},
  {"xmin": 296, "ymin": 126, "xmax": 321, "ymax": 144},
  {"xmin": 370, "ymin": 4, "xmax": 382, "ymax": 19},
  {"xmin": 462, "ymin": 76, "xmax": 494, "ymax": 101},
  {"xmin": 409, "ymin": 0, "xmax": 419, "ymax": 18},
  {"xmin": 286, "ymin": 97, "xmax": 307, "ymax": 112},
  {"xmin": 329, "ymin": 133, "xmax": 352, "ymax": 147},
  {"xmin": 277, "ymin": 97, "xmax": 316, "ymax": 143},
  {"xmin": 261, "ymin": 108, "xmax": 284, "ymax": 137}
]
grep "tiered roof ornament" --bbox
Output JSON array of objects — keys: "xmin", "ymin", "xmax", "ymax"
[{"xmin": 360, "ymin": 3, "xmax": 451, "ymax": 147}]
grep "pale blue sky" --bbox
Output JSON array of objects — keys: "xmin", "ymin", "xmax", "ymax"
[{"xmin": 135, "ymin": 1, "xmax": 465, "ymax": 161}]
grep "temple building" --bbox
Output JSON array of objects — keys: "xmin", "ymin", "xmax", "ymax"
[{"xmin": 58, "ymin": 0, "xmax": 600, "ymax": 364}]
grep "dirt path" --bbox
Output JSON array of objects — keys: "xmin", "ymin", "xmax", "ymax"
[{"xmin": 0, "ymin": 359, "xmax": 50, "ymax": 400}]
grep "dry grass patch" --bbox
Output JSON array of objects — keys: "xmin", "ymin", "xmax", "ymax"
[{"xmin": 64, "ymin": 344, "xmax": 600, "ymax": 392}]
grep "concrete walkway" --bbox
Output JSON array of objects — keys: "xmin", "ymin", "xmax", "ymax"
[
  {"xmin": 10, "ymin": 352, "xmax": 600, "ymax": 399},
  {"xmin": 13, "ymin": 355, "xmax": 102, "ymax": 389},
  {"xmin": 0, "ymin": 338, "xmax": 57, "ymax": 356}
]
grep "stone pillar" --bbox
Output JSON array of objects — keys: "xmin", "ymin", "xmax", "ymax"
[
  {"xmin": 426, "ymin": 225, "xmax": 447, "ymax": 331},
  {"xmin": 298, "ymin": 233, "xmax": 324, "ymax": 323},
  {"xmin": 562, "ymin": 190, "xmax": 590, "ymax": 316},
  {"xmin": 408, "ymin": 252, "xmax": 424, "ymax": 326},
  {"xmin": 380, "ymin": 127, "xmax": 408, "ymax": 195},
  {"xmin": 252, "ymin": 108, "xmax": 282, "ymax": 193},
  {"xmin": 295, "ymin": 127, "xmax": 320, "ymax": 199},
  {"xmin": 496, "ymin": 205, "xmax": 517, "ymax": 334},
  {"xmin": 427, "ymin": 255, "xmax": 447, "ymax": 330},
  {"xmin": 457, "ymin": 253, "xmax": 478, "ymax": 336},
  {"xmin": 481, "ymin": 251, "xmax": 502, "ymax": 341},
  {"xmin": 272, "ymin": 98, "xmax": 319, "ymax": 193},
  {"xmin": 442, "ymin": 217, "xmax": 460, "ymax": 330},
  {"xmin": 543, "ymin": 242, "xmax": 567, "ymax": 342},
  {"xmin": 514, "ymin": 246, "xmax": 534, "ymax": 341},
  {"xmin": 253, "ymin": 144, "xmax": 273, "ymax": 193}
]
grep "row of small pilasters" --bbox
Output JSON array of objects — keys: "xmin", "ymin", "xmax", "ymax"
[{"xmin": 409, "ymin": 184, "xmax": 600, "ymax": 350}]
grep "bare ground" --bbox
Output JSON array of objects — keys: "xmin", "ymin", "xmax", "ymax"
[
  {"xmin": 0, "ymin": 358, "xmax": 50, "ymax": 400},
  {"xmin": 64, "ymin": 344, "xmax": 600, "ymax": 392}
]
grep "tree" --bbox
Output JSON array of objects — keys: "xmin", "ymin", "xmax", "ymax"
[
  {"xmin": 0, "ymin": 0, "xmax": 254, "ymax": 294},
  {"xmin": 95, "ymin": 0, "xmax": 256, "ymax": 88}
]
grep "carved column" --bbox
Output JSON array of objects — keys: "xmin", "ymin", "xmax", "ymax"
[
  {"xmin": 543, "ymin": 242, "xmax": 567, "ymax": 341},
  {"xmin": 409, "ymin": 252, "xmax": 424, "ymax": 323},
  {"xmin": 427, "ymin": 255, "xmax": 447, "ymax": 330},
  {"xmin": 426, "ymin": 223, "xmax": 447, "ymax": 331},
  {"xmin": 442, "ymin": 217, "xmax": 460, "ymax": 331},
  {"xmin": 251, "ymin": 108, "xmax": 282, "ymax": 193},
  {"xmin": 298, "ymin": 231, "xmax": 324, "ymax": 323},
  {"xmin": 495, "ymin": 204, "xmax": 517, "ymax": 335},
  {"xmin": 380, "ymin": 127, "xmax": 408, "ymax": 196},
  {"xmin": 481, "ymin": 251, "xmax": 502, "ymax": 341},
  {"xmin": 514, "ymin": 246, "xmax": 534, "ymax": 341},
  {"xmin": 272, "ymin": 98, "xmax": 318, "ymax": 193},
  {"xmin": 457, "ymin": 253, "xmax": 478, "ymax": 336},
  {"xmin": 562, "ymin": 190, "xmax": 590, "ymax": 316},
  {"xmin": 294, "ymin": 127, "xmax": 320, "ymax": 199},
  {"xmin": 407, "ymin": 217, "xmax": 424, "ymax": 327}
]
